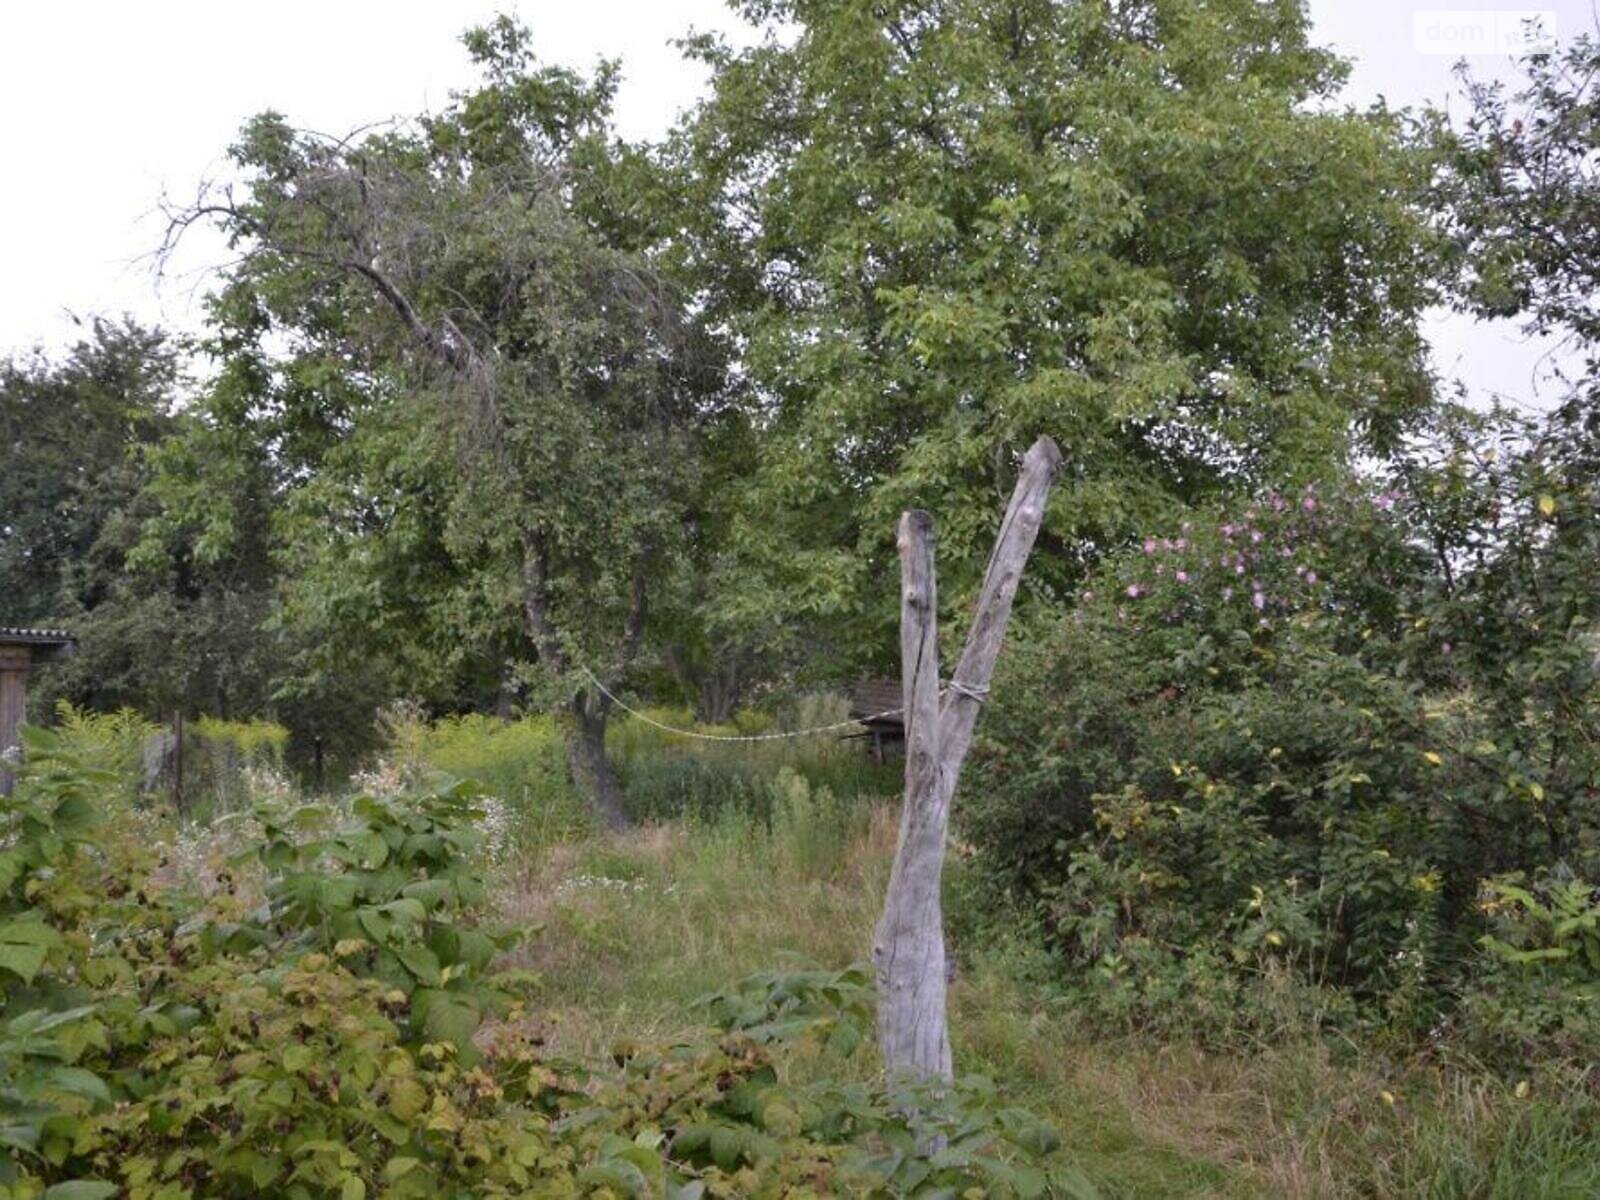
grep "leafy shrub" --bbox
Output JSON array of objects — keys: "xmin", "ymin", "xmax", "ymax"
[
  {"xmin": 382, "ymin": 708, "xmax": 587, "ymax": 855},
  {"xmin": 1458, "ymin": 873, "xmax": 1600, "ymax": 1061},
  {"xmin": 202, "ymin": 778, "xmax": 522, "ymax": 1059},
  {"xmin": 1, "ymin": 726, "xmax": 1086, "ymax": 1197},
  {"xmin": 967, "ymin": 411, "xmax": 1600, "ymax": 1052},
  {"xmin": 49, "ymin": 702, "xmax": 160, "ymax": 806}
]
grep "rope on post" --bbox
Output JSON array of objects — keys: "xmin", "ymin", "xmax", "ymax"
[{"xmin": 579, "ymin": 666, "xmax": 970, "ymax": 744}]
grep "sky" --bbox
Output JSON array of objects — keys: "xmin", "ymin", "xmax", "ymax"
[{"xmin": 0, "ymin": 0, "xmax": 1592, "ymax": 410}]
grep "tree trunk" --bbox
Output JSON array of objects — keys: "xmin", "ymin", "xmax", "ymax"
[
  {"xmin": 565, "ymin": 695, "xmax": 629, "ymax": 832},
  {"xmin": 698, "ymin": 662, "xmax": 741, "ymax": 725},
  {"xmin": 873, "ymin": 436, "xmax": 1062, "ymax": 1085}
]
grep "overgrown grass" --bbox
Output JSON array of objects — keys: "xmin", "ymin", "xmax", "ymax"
[
  {"xmin": 498, "ymin": 769, "xmax": 888, "ymax": 1053},
  {"xmin": 609, "ymin": 700, "xmax": 897, "ymax": 824},
  {"xmin": 366, "ymin": 704, "xmax": 1600, "ymax": 1196},
  {"xmin": 389, "ymin": 710, "xmax": 589, "ymax": 853},
  {"xmin": 45, "ymin": 703, "xmax": 1598, "ymax": 1195},
  {"xmin": 392, "ymin": 700, "xmax": 896, "ymax": 855},
  {"xmin": 487, "ymin": 776, "xmax": 1600, "ymax": 1199}
]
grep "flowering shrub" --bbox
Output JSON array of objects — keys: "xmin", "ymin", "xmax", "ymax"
[{"xmin": 967, "ymin": 405, "xmax": 1600, "ymax": 1051}]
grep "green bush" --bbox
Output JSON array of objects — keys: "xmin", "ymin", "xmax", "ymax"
[
  {"xmin": 967, "ymin": 415, "xmax": 1600, "ymax": 1053},
  {"xmin": 382, "ymin": 709, "xmax": 588, "ymax": 855},
  {"xmin": 1457, "ymin": 874, "xmax": 1600, "ymax": 1062},
  {"xmin": 49, "ymin": 703, "xmax": 160, "ymax": 806},
  {"xmin": 0, "ymin": 726, "xmax": 1085, "ymax": 1198}
]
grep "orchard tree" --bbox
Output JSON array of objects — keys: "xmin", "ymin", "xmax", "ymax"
[
  {"xmin": 671, "ymin": 0, "xmax": 1440, "ymax": 662},
  {"xmin": 157, "ymin": 19, "xmax": 723, "ymax": 826}
]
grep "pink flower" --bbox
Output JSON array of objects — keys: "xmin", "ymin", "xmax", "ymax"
[
  {"xmin": 1304, "ymin": 571, "xmax": 1317, "ymax": 585},
  {"xmin": 1251, "ymin": 530, "xmax": 1263, "ymax": 544},
  {"xmin": 1174, "ymin": 538, "xmax": 1188, "ymax": 551},
  {"xmin": 1144, "ymin": 538, "xmax": 1158, "ymax": 554},
  {"xmin": 1175, "ymin": 570, "xmax": 1189, "ymax": 583},
  {"xmin": 1302, "ymin": 496, "xmax": 1317, "ymax": 513},
  {"xmin": 1252, "ymin": 591, "xmax": 1266, "ymax": 610},
  {"xmin": 1126, "ymin": 584, "xmax": 1144, "ymax": 599}
]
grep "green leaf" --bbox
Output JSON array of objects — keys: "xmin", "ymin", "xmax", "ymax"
[
  {"xmin": 44, "ymin": 1068, "xmax": 111, "ymax": 1106},
  {"xmin": 388, "ymin": 1081, "xmax": 432, "ymax": 1126},
  {"xmin": 411, "ymin": 987, "xmax": 480, "ymax": 1049},
  {"xmin": 42, "ymin": 1183, "xmax": 119, "ymax": 1200},
  {"xmin": 394, "ymin": 944, "xmax": 442, "ymax": 987},
  {"xmin": 0, "ymin": 920, "xmax": 62, "ymax": 984},
  {"xmin": 384, "ymin": 1156, "xmax": 422, "ymax": 1181}
]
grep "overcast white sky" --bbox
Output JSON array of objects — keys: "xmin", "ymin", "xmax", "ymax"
[{"xmin": 1, "ymin": 1, "xmax": 1592, "ymax": 410}]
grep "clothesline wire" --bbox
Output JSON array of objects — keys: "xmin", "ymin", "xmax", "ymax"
[{"xmin": 579, "ymin": 666, "xmax": 988, "ymax": 744}]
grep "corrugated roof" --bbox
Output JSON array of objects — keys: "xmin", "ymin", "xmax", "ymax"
[
  {"xmin": 0, "ymin": 629, "xmax": 77, "ymax": 663},
  {"xmin": 0, "ymin": 627, "xmax": 75, "ymax": 644}
]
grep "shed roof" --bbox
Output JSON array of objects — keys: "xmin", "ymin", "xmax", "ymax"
[
  {"xmin": 0, "ymin": 627, "xmax": 74, "ymax": 644},
  {"xmin": 849, "ymin": 678, "xmax": 905, "ymax": 727},
  {"xmin": 0, "ymin": 628, "xmax": 77, "ymax": 663}
]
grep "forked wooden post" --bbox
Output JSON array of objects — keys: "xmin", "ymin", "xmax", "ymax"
[{"xmin": 873, "ymin": 436, "xmax": 1062, "ymax": 1082}]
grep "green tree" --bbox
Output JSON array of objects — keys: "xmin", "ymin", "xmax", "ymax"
[
  {"xmin": 672, "ymin": 0, "xmax": 1439, "ymax": 664},
  {"xmin": 1441, "ymin": 31, "xmax": 1600, "ymax": 349},
  {"xmin": 0, "ymin": 319, "xmax": 176, "ymax": 624},
  {"xmin": 156, "ymin": 19, "xmax": 723, "ymax": 825},
  {"xmin": 0, "ymin": 321, "xmax": 316, "ymax": 748}
]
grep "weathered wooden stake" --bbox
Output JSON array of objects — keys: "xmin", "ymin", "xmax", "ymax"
[{"xmin": 873, "ymin": 435, "xmax": 1062, "ymax": 1083}]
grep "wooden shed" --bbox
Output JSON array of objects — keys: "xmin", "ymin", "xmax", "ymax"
[
  {"xmin": 849, "ymin": 678, "xmax": 905, "ymax": 762},
  {"xmin": 1, "ymin": 627, "xmax": 76, "ymax": 794}
]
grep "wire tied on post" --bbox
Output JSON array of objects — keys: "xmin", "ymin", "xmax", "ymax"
[{"xmin": 945, "ymin": 679, "xmax": 990, "ymax": 705}]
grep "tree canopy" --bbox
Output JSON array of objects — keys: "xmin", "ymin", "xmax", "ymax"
[
  {"xmin": 149, "ymin": 19, "xmax": 726, "ymax": 823},
  {"xmin": 669, "ymin": 0, "xmax": 1439, "ymax": 666}
]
